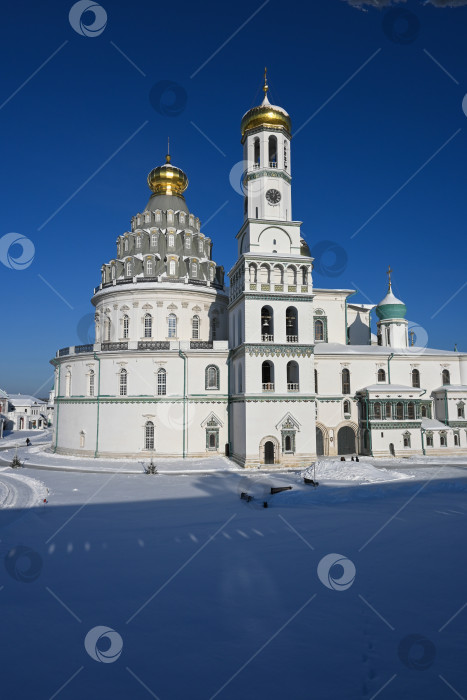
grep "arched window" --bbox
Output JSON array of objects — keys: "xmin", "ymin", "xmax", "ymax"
[
  {"xmin": 286, "ymin": 306, "xmax": 298, "ymax": 341},
  {"xmin": 169, "ymin": 260, "xmax": 176, "ymax": 276},
  {"xmin": 151, "ymin": 233, "xmax": 157, "ymax": 247},
  {"xmin": 426, "ymin": 433, "xmax": 433, "ymax": 447},
  {"xmin": 314, "ymin": 369, "xmax": 318, "ymax": 394},
  {"xmin": 88, "ymin": 370, "xmax": 95, "ymax": 397},
  {"xmin": 186, "ymin": 236, "xmax": 191, "ymax": 250},
  {"xmin": 192, "ymin": 315, "xmax": 200, "ymax": 340},
  {"xmin": 315, "ymin": 319, "xmax": 324, "ymax": 342},
  {"xmin": 254, "ymin": 137, "xmax": 260, "ymax": 165},
  {"xmin": 145, "ymin": 421, "xmax": 154, "ymax": 450},
  {"xmin": 442, "ymin": 369, "xmax": 450, "ymax": 385},
  {"xmin": 146, "ymin": 260, "xmax": 153, "ymax": 276},
  {"xmin": 386, "ymin": 402, "xmax": 392, "ymax": 419},
  {"xmin": 301, "ymin": 266, "xmax": 307, "ymax": 285},
  {"xmin": 168, "ymin": 314, "xmax": 177, "ymax": 338},
  {"xmin": 268, "ymin": 135, "xmax": 277, "ymax": 166},
  {"xmin": 285, "ymin": 435, "xmax": 291, "ymax": 451},
  {"xmin": 458, "ymin": 402, "xmax": 465, "ymax": 418},
  {"xmin": 209, "ymin": 267, "xmax": 214, "ymax": 282},
  {"xmin": 342, "ymin": 368, "xmax": 350, "ymax": 395},
  {"xmin": 454, "ymin": 433, "xmax": 460, "ymax": 446},
  {"xmin": 249, "ymin": 264, "xmax": 257, "ymax": 284},
  {"xmin": 144, "ymin": 313, "xmax": 152, "ymax": 338},
  {"xmin": 408, "ymin": 402, "xmax": 415, "ymax": 419},
  {"xmin": 168, "ymin": 234, "xmax": 175, "ymax": 247},
  {"xmin": 287, "ymin": 361, "xmax": 299, "ymax": 391},
  {"xmin": 421, "ymin": 404, "xmax": 427, "ymax": 418},
  {"xmin": 111, "ymin": 266, "xmax": 116, "ymax": 279},
  {"xmin": 377, "ymin": 369, "xmax": 386, "ymax": 382},
  {"xmin": 205, "ymin": 365, "xmax": 220, "ymax": 390},
  {"xmin": 440, "ymin": 432, "xmax": 447, "ymax": 447},
  {"xmin": 374, "ymin": 402, "xmax": 381, "ymax": 418},
  {"xmin": 260, "ymin": 265, "xmax": 270, "ymax": 284},
  {"xmin": 198, "ymin": 240, "xmax": 203, "ymax": 254},
  {"xmin": 261, "ymin": 306, "xmax": 274, "ymax": 341},
  {"xmin": 412, "ymin": 369, "xmax": 420, "ymax": 388},
  {"xmin": 123, "ymin": 315, "xmax": 129, "ymax": 339},
  {"xmin": 65, "ymin": 370, "xmax": 71, "ymax": 397},
  {"xmin": 343, "ymin": 400, "xmax": 350, "ymax": 414},
  {"xmin": 191, "ymin": 262, "xmax": 198, "ymax": 277},
  {"xmin": 157, "ymin": 368, "xmax": 166, "ymax": 396},
  {"xmin": 287, "ymin": 266, "xmax": 297, "ymax": 285},
  {"xmin": 262, "ymin": 361, "xmax": 274, "ymax": 391},
  {"xmin": 396, "ymin": 401, "xmax": 403, "ymax": 420},
  {"xmin": 124, "ymin": 238, "xmax": 129, "ymax": 251},
  {"xmin": 119, "ymin": 368, "xmax": 127, "ymax": 396},
  {"xmin": 136, "ymin": 236, "xmax": 141, "ymax": 248},
  {"xmin": 104, "ymin": 317, "xmax": 111, "ymax": 342},
  {"xmin": 273, "ymin": 265, "xmax": 284, "ymax": 284},
  {"xmin": 403, "ymin": 432, "xmax": 411, "ymax": 448},
  {"xmin": 79, "ymin": 431, "xmax": 85, "ymax": 448}
]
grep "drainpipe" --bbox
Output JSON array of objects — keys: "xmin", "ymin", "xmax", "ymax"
[
  {"xmin": 444, "ymin": 389, "xmax": 448, "ymax": 426},
  {"xmin": 345, "ymin": 291, "xmax": 357, "ymax": 345},
  {"xmin": 52, "ymin": 359, "xmax": 60, "ymax": 453},
  {"xmin": 93, "ymin": 353, "xmax": 101, "ymax": 458},
  {"xmin": 421, "ymin": 428, "xmax": 426, "ymax": 456},
  {"xmin": 368, "ymin": 308, "xmax": 373, "ymax": 345},
  {"xmin": 178, "ymin": 349, "xmax": 187, "ymax": 458},
  {"xmin": 227, "ymin": 351, "xmax": 232, "ymax": 457},
  {"xmin": 364, "ymin": 394, "xmax": 373, "ymax": 456},
  {"xmin": 419, "ymin": 389, "xmax": 427, "ymax": 454},
  {"xmin": 387, "ymin": 352, "xmax": 394, "ymax": 384}
]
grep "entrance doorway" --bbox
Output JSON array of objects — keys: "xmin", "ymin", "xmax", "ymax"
[
  {"xmin": 337, "ymin": 426, "xmax": 356, "ymax": 455},
  {"xmin": 264, "ymin": 441, "xmax": 275, "ymax": 465},
  {"xmin": 316, "ymin": 427, "xmax": 324, "ymax": 456}
]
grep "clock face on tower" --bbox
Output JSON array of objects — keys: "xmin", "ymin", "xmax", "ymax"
[{"xmin": 265, "ymin": 188, "xmax": 281, "ymax": 205}]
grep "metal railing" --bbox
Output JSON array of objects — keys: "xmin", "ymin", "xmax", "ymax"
[
  {"xmin": 138, "ymin": 341, "xmax": 170, "ymax": 351},
  {"xmin": 102, "ymin": 342, "xmax": 128, "ymax": 351},
  {"xmin": 262, "ymin": 383, "xmax": 275, "ymax": 392},
  {"xmin": 75, "ymin": 344, "xmax": 94, "ymax": 354},
  {"xmin": 286, "ymin": 335, "xmax": 298, "ymax": 343},
  {"xmin": 287, "ymin": 383, "xmax": 299, "ymax": 392},
  {"xmin": 261, "ymin": 334, "xmax": 274, "ymax": 342}
]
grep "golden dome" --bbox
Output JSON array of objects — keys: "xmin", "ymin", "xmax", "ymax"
[
  {"xmin": 241, "ymin": 72, "xmax": 291, "ymax": 137},
  {"xmin": 147, "ymin": 154, "xmax": 189, "ymax": 197}
]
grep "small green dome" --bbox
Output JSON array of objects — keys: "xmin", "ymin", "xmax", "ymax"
[{"xmin": 375, "ymin": 284, "xmax": 407, "ymax": 320}]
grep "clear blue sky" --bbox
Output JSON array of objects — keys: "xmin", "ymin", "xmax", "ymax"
[{"xmin": 1, "ymin": 0, "xmax": 467, "ymax": 395}]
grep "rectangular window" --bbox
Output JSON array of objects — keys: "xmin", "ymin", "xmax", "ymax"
[
  {"xmin": 151, "ymin": 234, "xmax": 157, "ymax": 247},
  {"xmin": 186, "ymin": 237, "xmax": 191, "ymax": 249},
  {"xmin": 191, "ymin": 263, "xmax": 197, "ymax": 277},
  {"xmin": 199, "ymin": 241, "xmax": 203, "ymax": 253},
  {"xmin": 169, "ymin": 260, "xmax": 176, "ymax": 276},
  {"xmin": 168, "ymin": 234, "xmax": 174, "ymax": 247},
  {"xmin": 136, "ymin": 237, "xmax": 141, "ymax": 248},
  {"xmin": 157, "ymin": 371, "xmax": 166, "ymax": 396}
]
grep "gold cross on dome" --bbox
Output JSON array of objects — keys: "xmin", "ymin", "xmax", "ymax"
[{"xmin": 263, "ymin": 67, "xmax": 268, "ymax": 95}]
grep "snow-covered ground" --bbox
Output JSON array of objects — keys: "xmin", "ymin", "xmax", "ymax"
[{"xmin": 1, "ymin": 452, "xmax": 467, "ymax": 699}]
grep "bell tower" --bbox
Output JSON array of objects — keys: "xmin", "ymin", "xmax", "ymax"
[{"xmin": 228, "ymin": 73, "xmax": 316, "ymax": 468}]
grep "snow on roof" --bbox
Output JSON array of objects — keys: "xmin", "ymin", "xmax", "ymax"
[
  {"xmin": 358, "ymin": 384, "xmax": 420, "ymax": 393},
  {"xmin": 421, "ymin": 418, "xmax": 449, "ymax": 430},
  {"xmin": 348, "ymin": 303, "xmax": 376, "ymax": 311},
  {"xmin": 315, "ymin": 343, "xmax": 464, "ymax": 357},
  {"xmin": 431, "ymin": 385, "xmax": 467, "ymax": 393},
  {"xmin": 8, "ymin": 394, "xmax": 46, "ymax": 405}
]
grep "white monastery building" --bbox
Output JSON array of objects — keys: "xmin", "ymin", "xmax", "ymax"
[{"xmin": 51, "ymin": 77, "xmax": 467, "ymax": 466}]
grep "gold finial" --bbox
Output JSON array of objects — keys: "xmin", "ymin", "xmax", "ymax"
[
  {"xmin": 263, "ymin": 66, "xmax": 268, "ymax": 95},
  {"xmin": 387, "ymin": 265, "xmax": 393, "ymax": 289},
  {"xmin": 165, "ymin": 137, "xmax": 171, "ymax": 163}
]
